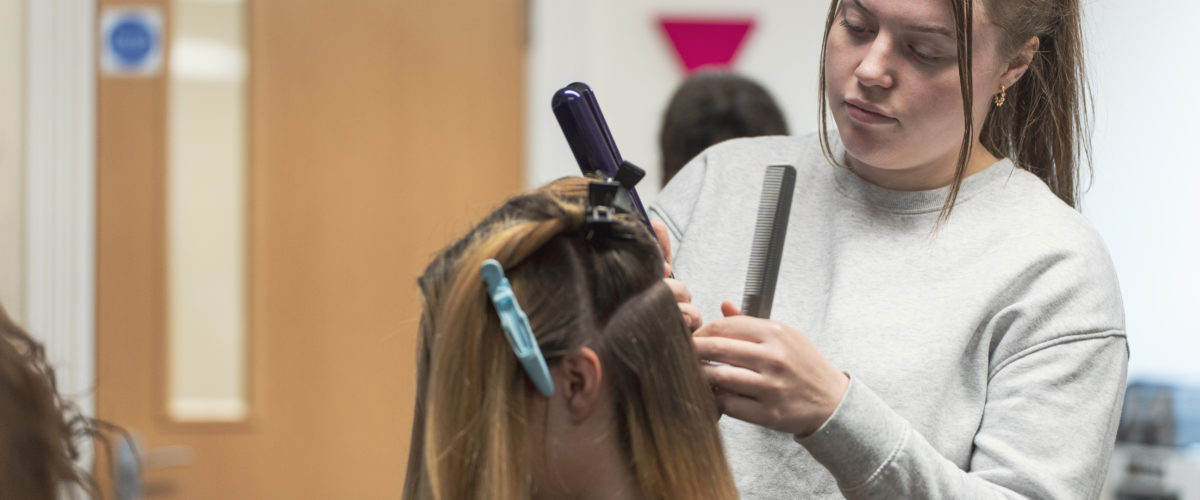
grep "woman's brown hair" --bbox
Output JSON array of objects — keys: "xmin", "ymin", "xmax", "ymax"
[
  {"xmin": 818, "ymin": 0, "xmax": 1092, "ymax": 220},
  {"xmin": 0, "ymin": 305, "xmax": 104, "ymax": 499},
  {"xmin": 660, "ymin": 70, "xmax": 790, "ymax": 186},
  {"xmin": 402, "ymin": 177, "xmax": 736, "ymax": 500}
]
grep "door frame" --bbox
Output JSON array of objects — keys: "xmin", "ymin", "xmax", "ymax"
[{"xmin": 24, "ymin": 0, "xmax": 96, "ymax": 420}]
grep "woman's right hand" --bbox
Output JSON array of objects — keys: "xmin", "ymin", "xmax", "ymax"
[{"xmin": 651, "ymin": 219, "xmax": 702, "ymax": 331}]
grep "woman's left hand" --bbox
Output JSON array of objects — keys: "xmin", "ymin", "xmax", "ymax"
[
  {"xmin": 650, "ymin": 219, "xmax": 703, "ymax": 331},
  {"xmin": 693, "ymin": 301, "xmax": 850, "ymax": 437}
]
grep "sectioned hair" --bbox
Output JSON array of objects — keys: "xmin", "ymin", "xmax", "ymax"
[{"xmin": 402, "ymin": 177, "xmax": 737, "ymax": 500}]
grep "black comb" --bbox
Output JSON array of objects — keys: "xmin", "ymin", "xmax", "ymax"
[{"xmin": 741, "ymin": 165, "xmax": 796, "ymax": 319}]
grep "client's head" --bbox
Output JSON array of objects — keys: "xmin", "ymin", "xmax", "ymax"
[
  {"xmin": 0, "ymin": 305, "xmax": 97, "ymax": 499},
  {"xmin": 405, "ymin": 177, "xmax": 735, "ymax": 500}
]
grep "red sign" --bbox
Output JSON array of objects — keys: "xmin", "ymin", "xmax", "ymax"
[{"xmin": 659, "ymin": 16, "xmax": 756, "ymax": 74}]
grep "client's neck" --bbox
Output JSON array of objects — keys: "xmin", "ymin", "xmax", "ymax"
[
  {"xmin": 545, "ymin": 416, "xmax": 645, "ymax": 500},
  {"xmin": 575, "ymin": 438, "xmax": 643, "ymax": 500}
]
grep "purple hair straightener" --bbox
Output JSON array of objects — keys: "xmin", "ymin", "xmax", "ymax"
[{"xmin": 551, "ymin": 82, "xmax": 656, "ymax": 235}]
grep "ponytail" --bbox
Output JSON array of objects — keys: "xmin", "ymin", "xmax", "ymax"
[{"xmin": 981, "ymin": 0, "xmax": 1091, "ymax": 208}]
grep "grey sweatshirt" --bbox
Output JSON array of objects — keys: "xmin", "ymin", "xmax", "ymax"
[{"xmin": 649, "ymin": 134, "xmax": 1128, "ymax": 499}]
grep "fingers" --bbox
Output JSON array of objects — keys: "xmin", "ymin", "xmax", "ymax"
[
  {"xmin": 694, "ymin": 336, "xmax": 766, "ymax": 372},
  {"xmin": 680, "ymin": 302, "xmax": 702, "ymax": 331},
  {"xmin": 720, "ymin": 300, "xmax": 740, "ymax": 317},
  {"xmin": 663, "ymin": 273, "xmax": 698, "ymax": 330},
  {"xmin": 704, "ymin": 364, "xmax": 768, "ymax": 421},
  {"xmin": 650, "ymin": 219, "xmax": 672, "ymax": 266},
  {"xmin": 702, "ymin": 355, "xmax": 767, "ymax": 393},
  {"xmin": 707, "ymin": 375, "xmax": 770, "ymax": 427},
  {"xmin": 664, "ymin": 278, "xmax": 692, "ymax": 303},
  {"xmin": 712, "ymin": 390, "xmax": 769, "ymax": 427},
  {"xmin": 692, "ymin": 315, "xmax": 774, "ymax": 342}
]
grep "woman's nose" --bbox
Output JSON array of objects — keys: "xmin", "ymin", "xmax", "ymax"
[{"xmin": 854, "ymin": 37, "xmax": 895, "ymax": 89}]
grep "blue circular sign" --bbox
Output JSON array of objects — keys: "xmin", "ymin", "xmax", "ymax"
[{"xmin": 108, "ymin": 18, "xmax": 157, "ymax": 67}]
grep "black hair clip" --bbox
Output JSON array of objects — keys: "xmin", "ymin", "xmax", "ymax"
[
  {"xmin": 585, "ymin": 181, "xmax": 624, "ymax": 240},
  {"xmin": 585, "ymin": 181, "xmax": 635, "ymax": 240},
  {"xmin": 584, "ymin": 161, "xmax": 646, "ymax": 240},
  {"xmin": 609, "ymin": 161, "xmax": 646, "ymax": 214}
]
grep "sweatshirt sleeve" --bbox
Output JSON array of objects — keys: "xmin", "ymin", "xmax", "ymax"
[
  {"xmin": 798, "ymin": 333, "xmax": 1127, "ymax": 499},
  {"xmin": 648, "ymin": 147, "xmax": 709, "ymax": 255},
  {"xmin": 797, "ymin": 221, "xmax": 1129, "ymax": 499}
]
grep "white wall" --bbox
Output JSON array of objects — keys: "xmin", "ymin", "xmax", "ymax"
[
  {"xmin": 0, "ymin": 0, "xmax": 24, "ymax": 320},
  {"xmin": 528, "ymin": 0, "xmax": 1200, "ymax": 386},
  {"xmin": 25, "ymin": 0, "xmax": 96, "ymax": 421},
  {"xmin": 1083, "ymin": 0, "xmax": 1200, "ymax": 386},
  {"xmin": 526, "ymin": 0, "xmax": 829, "ymax": 199}
]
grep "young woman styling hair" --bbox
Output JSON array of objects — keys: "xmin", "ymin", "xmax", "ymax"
[
  {"xmin": 652, "ymin": 0, "xmax": 1126, "ymax": 497},
  {"xmin": 403, "ymin": 177, "xmax": 737, "ymax": 500}
]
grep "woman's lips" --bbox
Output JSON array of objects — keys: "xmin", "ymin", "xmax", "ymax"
[{"xmin": 845, "ymin": 100, "xmax": 896, "ymax": 125}]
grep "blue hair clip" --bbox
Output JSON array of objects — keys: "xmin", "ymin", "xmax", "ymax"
[{"xmin": 480, "ymin": 259, "xmax": 555, "ymax": 397}]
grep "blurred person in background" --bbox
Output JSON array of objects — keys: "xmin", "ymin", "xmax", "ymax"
[
  {"xmin": 1, "ymin": 304, "xmax": 106, "ymax": 499},
  {"xmin": 659, "ymin": 70, "xmax": 789, "ymax": 187}
]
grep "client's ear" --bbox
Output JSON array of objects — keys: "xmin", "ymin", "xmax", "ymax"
[{"xmin": 560, "ymin": 347, "xmax": 603, "ymax": 424}]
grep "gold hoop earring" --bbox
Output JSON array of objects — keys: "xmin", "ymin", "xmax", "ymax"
[{"xmin": 994, "ymin": 84, "xmax": 1007, "ymax": 107}]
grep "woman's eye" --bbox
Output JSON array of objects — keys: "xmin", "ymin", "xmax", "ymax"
[
  {"xmin": 839, "ymin": 19, "xmax": 870, "ymax": 35},
  {"xmin": 910, "ymin": 46, "xmax": 940, "ymax": 62}
]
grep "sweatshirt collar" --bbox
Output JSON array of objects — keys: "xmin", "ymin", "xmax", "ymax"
[{"xmin": 827, "ymin": 138, "xmax": 1014, "ymax": 214}]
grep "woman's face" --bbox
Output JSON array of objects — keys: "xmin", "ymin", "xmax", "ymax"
[{"xmin": 824, "ymin": 0, "xmax": 1010, "ymax": 188}]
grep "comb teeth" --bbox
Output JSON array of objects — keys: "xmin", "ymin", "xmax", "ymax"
[{"xmin": 741, "ymin": 165, "xmax": 797, "ymax": 319}]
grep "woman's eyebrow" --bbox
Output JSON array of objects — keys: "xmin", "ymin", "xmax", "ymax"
[
  {"xmin": 907, "ymin": 23, "xmax": 955, "ymax": 39},
  {"xmin": 848, "ymin": 0, "xmax": 874, "ymax": 16},
  {"xmin": 850, "ymin": 0, "xmax": 955, "ymax": 39}
]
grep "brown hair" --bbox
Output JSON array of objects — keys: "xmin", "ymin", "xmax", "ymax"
[
  {"xmin": 0, "ymin": 305, "xmax": 102, "ymax": 499},
  {"xmin": 660, "ymin": 71, "xmax": 790, "ymax": 186},
  {"xmin": 402, "ymin": 177, "xmax": 736, "ymax": 500},
  {"xmin": 818, "ymin": 0, "xmax": 1092, "ymax": 220}
]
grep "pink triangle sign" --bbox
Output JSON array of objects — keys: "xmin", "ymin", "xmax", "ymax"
[{"xmin": 659, "ymin": 16, "xmax": 756, "ymax": 74}]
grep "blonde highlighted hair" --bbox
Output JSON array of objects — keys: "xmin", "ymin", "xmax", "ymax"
[{"xmin": 403, "ymin": 177, "xmax": 736, "ymax": 500}]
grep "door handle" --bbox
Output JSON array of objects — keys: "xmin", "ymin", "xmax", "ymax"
[{"xmin": 113, "ymin": 432, "xmax": 193, "ymax": 500}]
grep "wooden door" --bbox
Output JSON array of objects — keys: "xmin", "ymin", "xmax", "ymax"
[{"xmin": 96, "ymin": 1, "xmax": 525, "ymax": 497}]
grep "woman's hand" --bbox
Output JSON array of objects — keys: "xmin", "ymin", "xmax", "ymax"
[
  {"xmin": 693, "ymin": 301, "xmax": 850, "ymax": 437},
  {"xmin": 651, "ymin": 219, "xmax": 702, "ymax": 331}
]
